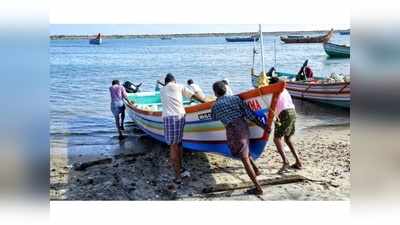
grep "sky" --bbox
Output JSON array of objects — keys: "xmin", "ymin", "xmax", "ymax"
[{"xmin": 49, "ymin": 24, "xmax": 350, "ymax": 35}]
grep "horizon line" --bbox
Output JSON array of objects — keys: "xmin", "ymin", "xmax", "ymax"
[{"xmin": 50, "ymin": 28, "xmax": 350, "ymax": 37}]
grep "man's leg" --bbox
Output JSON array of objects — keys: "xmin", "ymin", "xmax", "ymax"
[
  {"xmin": 241, "ymin": 155, "xmax": 263, "ymax": 195},
  {"xmin": 120, "ymin": 108, "xmax": 125, "ymax": 130},
  {"xmin": 284, "ymin": 135, "xmax": 302, "ymax": 169},
  {"xmin": 114, "ymin": 115, "xmax": 123, "ymax": 138},
  {"xmin": 249, "ymin": 157, "xmax": 261, "ymax": 176},
  {"xmin": 274, "ymin": 136, "xmax": 290, "ymax": 174},
  {"xmin": 170, "ymin": 144, "xmax": 182, "ymax": 181}
]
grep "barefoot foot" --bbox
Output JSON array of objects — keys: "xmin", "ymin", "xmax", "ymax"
[
  {"xmin": 245, "ymin": 187, "xmax": 263, "ymax": 195},
  {"xmin": 289, "ymin": 162, "xmax": 302, "ymax": 170},
  {"xmin": 277, "ymin": 164, "xmax": 290, "ymax": 174}
]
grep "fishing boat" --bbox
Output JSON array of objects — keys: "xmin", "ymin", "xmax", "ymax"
[
  {"xmin": 125, "ymin": 25, "xmax": 283, "ymax": 159},
  {"xmin": 339, "ymin": 30, "xmax": 350, "ymax": 35},
  {"xmin": 323, "ymin": 42, "xmax": 350, "ymax": 58},
  {"xmin": 125, "ymin": 83, "xmax": 284, "ymax": 159},
  {"xmin": 89, "ymin": 33, "xmax": 102, "ymax": 45},
  {"xmin": 225, "ymin": 36, "xmax": 259, "ymax": 42},
  {"xmin": 280, "ymin": 29, "xmax": 334, "ymax": 44},
  {"xmin": 272, "ymin": 72, "xmax": 350, "ymax": 108},
  {"xmin": 89, "ymin": 39, "xmax": 102, "ymax": 45},
  {"xmin": 160, "ymin": 37, "xmax": 172, "ymax": 40}
]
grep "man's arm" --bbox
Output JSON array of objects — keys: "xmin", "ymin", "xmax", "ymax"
[
  {"xmin": 191, "ymin": 93, "xmax": 206, "ymax": 103},
  {"xmin": 182, "ymin": 86, "xmax": 206, "ymax": 103},
  {"xmin": 122, "ymin": 87, "xmax": 134, "ymax": 105},
  {"xmin": 157, "ymin": 80, "xmax": 165, "ymax": 86}
]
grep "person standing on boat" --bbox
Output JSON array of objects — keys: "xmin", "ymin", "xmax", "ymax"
[
  {"xmin": 222, "ymin": 79, "xmax": 233, "ymax": 95},
  {"xmin": 296, "ymin": 59, "xmax": 314, "ymax": 81},
  {"xmin": 155, "ymin": 76, "xmax": 166, "ymax": 91},
  {"xmin": 186, "ymin": 79, "xmax": 206, "ymax": 100},
  {"xmin": 160, "ymin": 73, "xmax": 206, "ymax": 184},
  {"xmin": 267, "ymin": 67, "xmax": 276, "ymax": 77},
  {"xmin": 269, "ymin": 77, "xmax": 302, "ymax": 173},
  {"xmin": 109, "ymin": 80, "xmax": 134, "ymax": 140},
  {"xmin": 211, "ymin": 81, "xmax": 269, "ymax": 195}
]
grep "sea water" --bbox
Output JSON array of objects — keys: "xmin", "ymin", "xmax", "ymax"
[{"xmin": 50, "ymin": 34, "xmax": 350, "ymax": 159}]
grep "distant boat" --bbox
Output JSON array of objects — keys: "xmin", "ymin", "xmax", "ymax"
[
  {"xmin": 323, "ymin": 42, "xmax": 350, "ymax": 58},
  {"xmin": 225, "ymin": 36, "xmax": 259, "ymax": 42},
  {"xmin": 340, "ymin": 30, "xmax": 350, "ymax": 35},
  {"xmin": 160, "ymin": 37, "xmax": 172, "ymax": 40},
  {"xmin": 89, "ymin": 33, "xmax": 102, "ymax": 45},
  {"xmin": 280, "ymin": 29, "xmax": 334, "ymax": 44},
  {"xmin": 271, "ymin": 72, "xmax": 350, "ymax": 108}
]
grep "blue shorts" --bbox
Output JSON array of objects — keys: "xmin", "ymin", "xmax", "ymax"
[
  {"xmin": 111, "ymin": 102, "xmax": 125, "ymax": 118},
  {"xmin": 163, "ymin": 116, "xmax": 185, "ymax": 145}
]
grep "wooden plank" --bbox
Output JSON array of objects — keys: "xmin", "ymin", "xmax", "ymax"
[
  {"xmin": 73, "ymin": 158, "xmax": 113, "ymax": 171},
  {"xmin": 202, "ymin": 174, "xmax": 307, "ymax": 193}
]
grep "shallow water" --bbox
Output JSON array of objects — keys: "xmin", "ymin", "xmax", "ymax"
[{"xmin": 50, "ymin": 33, "xmax": 350, "ymax": 159}]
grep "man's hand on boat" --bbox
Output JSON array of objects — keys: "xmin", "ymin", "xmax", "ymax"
[
  {"xmin": 127, "ymin": 100, "xmax": 135, "ymax": 106},
  {"xmin": 123, "ymin": 96, "xmax": 135, "ymax": 106},
  {"xmin": 264, "ymin": 125, "xmax": 271, "ymax": 133},
  {"xmin": 191, "ymin": 94, "xmax": 206, "ymax": 103}
]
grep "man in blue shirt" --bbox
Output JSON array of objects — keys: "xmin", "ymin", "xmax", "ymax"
[{"xmin": 211, "ymin": 81, "xmax": 269, "ymax": 195}]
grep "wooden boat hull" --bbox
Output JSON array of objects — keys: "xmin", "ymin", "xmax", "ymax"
[
  {"xmin": 275, "ymin": 72, "xmax": 350, "ymax": 108},
  {"xmin": 126, "ymin": 82, "xmax": 285, "ymax": 159},
  {"xmin": 226, "ymin": 37, "xmax": 259, "ymax": 42},
  {"xmin": 280, "ymin": 30, "xmax": 333, "ymax": 44},
  {"xmin": 323, "ymin": 42, "xmax": 350, "ymax": 58},
  {"xmin": 89, "ymin": 38, "xmax": 102, "ymax": 45}
]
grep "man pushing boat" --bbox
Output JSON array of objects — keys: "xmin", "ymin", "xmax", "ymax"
[
  {"xmin": 160, "ymin": 73, "xmax": 206, "ymax": 184},
  {"xmin": 109, "ymin": 80, "xmax": 134, "ymax": 140},
  {"xmin": 269, "ymin": 77, "xmax": 302, "ymax": 173},
  {"xmin": 211, "ymin": 81, "xmax": 270, "ymax": 195}
]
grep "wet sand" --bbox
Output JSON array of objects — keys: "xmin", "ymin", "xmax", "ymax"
[{"xmin": 50, "ymin": 122, "xmax": 350, "ymax": 201}]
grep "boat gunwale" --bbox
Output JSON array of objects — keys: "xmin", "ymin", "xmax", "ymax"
[
  {"xmin": 286, "ymin": 81, "xmax": 350, "ymax": 87},
  {"xmin": 323, "ymin": 42, "xmax": 350, "ymax": 49},
  {"xmin": 125, "ymin": 81, "xmax": 285, "ymax": 117}
]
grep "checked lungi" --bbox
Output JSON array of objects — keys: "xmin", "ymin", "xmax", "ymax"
[{"xmin": 163, "ymin": 116, "xmax": 186, "ymax": 145}]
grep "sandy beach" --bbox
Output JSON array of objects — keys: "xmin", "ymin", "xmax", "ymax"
[{"xmin": 50, "ymin": 121, "xmax": 350, "ymax": 201}]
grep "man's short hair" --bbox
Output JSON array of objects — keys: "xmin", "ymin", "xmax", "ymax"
[
  {"xmin": 112, "ymin": 80, "xmax": 120, "ymax": 85},
  {"xmin": 269, "ymin": 77, "xmax": 280, "ymax": 84},
  {"xmin": 165, "ymin": 73, "xmax": 175, "ymax": 84},
  {"xmin": 221, "ymin": 79, "xmax": 229, "ymax": 85},
  {"xmin": 213, "ymin": 81, "xmax": 227, "ymax": 97},
  {"xmin": 187, "ymin": 79, "xmax": 194, "ymax": 85}
]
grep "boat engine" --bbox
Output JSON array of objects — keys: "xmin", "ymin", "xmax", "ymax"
[{"xmin": 123, "ymin": 81, "xmax": 143, "ymax": 93}]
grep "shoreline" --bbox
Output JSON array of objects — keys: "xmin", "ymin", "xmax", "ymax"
[
  {"xmin": 50, "ymin": 122, "xmax": 350, "ymax": 200},
  {"xmin": 50, "ymin": 29, "xmax": 349, "ymax": 40}
]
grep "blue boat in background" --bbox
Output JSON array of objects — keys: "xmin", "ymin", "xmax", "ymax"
[
  {"xmin": 89, "ymin": 33, "xmax": 102, "ymax": 45},
  {"xmin": 225, "ymin": 36, "xmax": 259, "ymax": 42},
  {"xmin": 339, "ymin": 30, "xmax": 350, "ymax": 35}
]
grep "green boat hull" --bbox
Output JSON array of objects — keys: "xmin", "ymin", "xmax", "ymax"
[{"xmin": 323, "ymin": 42, "xmax": 350, "ymax": 58}]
